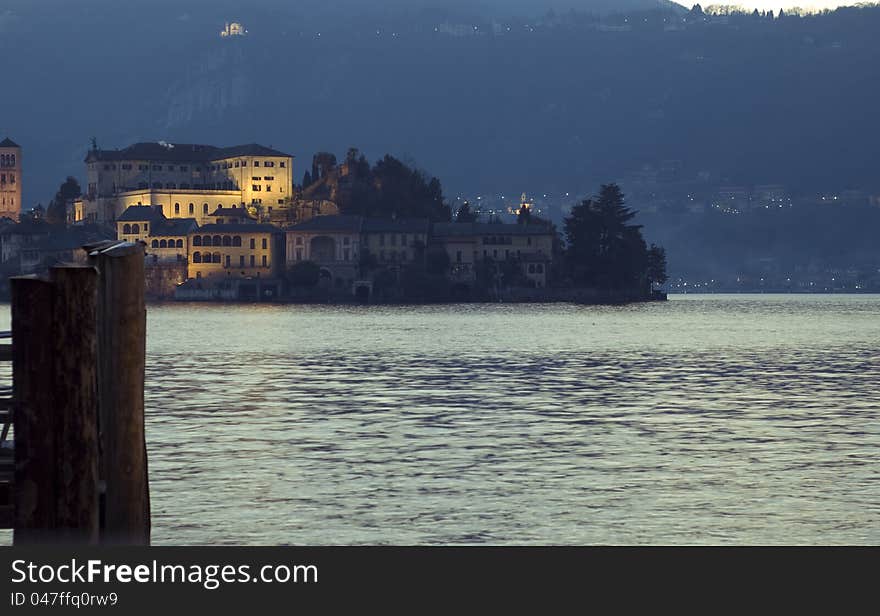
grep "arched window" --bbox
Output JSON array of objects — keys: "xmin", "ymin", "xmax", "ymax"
[
  {"xmin": 192, "ymin": 252, "xmax": 202, "ymax": 263},
  {"xmin": 202, "ymin": 235, "xmax": 212, "ymax": 246},
  {"xmin": 174, "ymin": 203, "xmax": 180, "ymax": 214},
  {"xmin": 123, "ymin": 224, "xmax": 131, "ymax": 234},
  {"xmin": 151, "ymin": 240, "xmax": 159, "ymax": 248},
  {"xmin": 176, "ymin": 239, "xmax": 183, "ymax": 249},
  {"xmin": 222, "ymin": 236, "xmax": 232, "ymax": 247},
  {"xmin": 232, "ymin": 236, "xmax": 242, "ymax": 247},
  {"xmin": 212, "ymin": 236, "xmax": 222, "ymax": 246},
  {"xmin": 212, "ymin": 253, "xmax": 221, "ymax": 264},
  {"xmin": 131, "ymin": 224, "xmax": 140, "ymax": 234},
  {"xmin": 159, "ymin": 240, "xmax": 167, "ymax": 248},
  {"xmin": 192, "ymin": 236, "xmax": 202, "ymax": 247},
  {"xmin": 189, "ymin": 203, "xmax": 194, "ymax": 214},
  {"xmin": 217, "ymin": 204, "xmax": 223, "ymax": 210},
  {"xmin": 203, "ymin": 203, "xmax": 209, "ymax": 214}
]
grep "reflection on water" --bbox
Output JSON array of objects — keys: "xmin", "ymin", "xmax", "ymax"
[{"xmin": 5, "ymin": 295, "xmax": 880, "ymax": 544}]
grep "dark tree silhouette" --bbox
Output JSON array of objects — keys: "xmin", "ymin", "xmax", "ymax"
[
  {"xmin": 455, "ymin": 201, "xmax": 478, "ymax": 223},
  {"xmin": 564, "ymin": 183, "xmax": 655, "ymax": 291},
  {"xmin": 647, "ymin": 244, "xmax": 668, "ymax": 288},
  {"xmin": 46, "ymin": 176, "xmax": 81, "ymax": 225}
]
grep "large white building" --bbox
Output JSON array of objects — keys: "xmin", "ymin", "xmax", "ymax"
[{"xmin": 78, "ymin": 141, "xmax": 293, "ymax": 224}]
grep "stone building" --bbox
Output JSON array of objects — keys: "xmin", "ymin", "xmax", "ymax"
[
  {"xmin": 432, "ymin": 222, "xmax": 555, "ymax": 288},
  {"xmin": 0, "ymin": 137, "xmax": 21, "ymax": 221},
  {"xmin": 286, "ymin": 215, "xmax": 363, "ymax": 289},
  {"xmin": 188, "ymin": 223, "xmax": 281, "ymax": 281},
  {"xmin": 80, "ymin": 142, "xmax": 293, "ymax": 224}
]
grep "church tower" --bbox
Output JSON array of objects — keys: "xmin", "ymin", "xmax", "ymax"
[{"xmin": 0, "ymin": 137, "xmax": 21, "ymax": 221}]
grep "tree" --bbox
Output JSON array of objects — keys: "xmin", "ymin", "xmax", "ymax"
[
  {"xmin": 647, "ymin": 244, "xmax": 668, "ymax": 288},
  {"xmin": 426, "ymin": 248, "xmax": 451, "ymax": 276},
  {"xmin": 46, "ymin": 176, "xmax": 81, "ymax": 225},
  {"xmin": 564, "ymin": 183, "xmax": 652, "ymax": 291},
  {"xmin": 455, "ymin": 201, "xmax": 478, "ymax": 223},
  {"xmin": 302, "ymin": 170, "xmax": 313, "ymax": 188}
]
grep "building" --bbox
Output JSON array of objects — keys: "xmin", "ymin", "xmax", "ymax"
[
  {"xmin": 432, "ymin": 222, "xmax": 555, "ymax": 288},
  {"xmin": 0, "ymin": 137, "xmax": 21, "ymax": 221},
  {"xmin": 81, "ymin": 142, "xmax": 294, "ymax": 224},
  {"xmin": 360, "ymin": 218, "xmax": 430, "ymax": 266},
  {"xmin": 220, "ymin": 22, "xmax": 246, "ymax": 37},
  {"xmin": 286, "ymin": 215, "xmax": 363, "ymax": 289},
  {"xmin": 146, "ymin": 218, "xmax": 198, "ymax": 265},
  {"xmin": 188, "ymin": 223, "xmax": 281, "ymax": 281}
]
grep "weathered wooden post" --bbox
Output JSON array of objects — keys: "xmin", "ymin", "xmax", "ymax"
[
  {"xmin": 11, "ymin": 265, "xmax": 100, "ymax": 544},
  {"xmin": 89, "ymin": 241, "xmax": 151, "ymax": 545}
]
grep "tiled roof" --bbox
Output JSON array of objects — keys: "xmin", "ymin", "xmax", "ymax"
[
  {"xmin": 85, "ymin": 142, "xmax": 292, "ymax": 163},
  {"xmin": 209, "ymin": 207, "xmax": 254, "ymax": 219},
  {"xmin": 193, "ymin": 223, "xmax": 280, "ymax": 234},
  {"xmin": 0, "ymin": 138, "xmax": 20, "ymax": 148},
  {"xmin": 288, "ymin": 215, "xmax": 363, "ymax": 233},
  {"xmin": 118, "ymin": 205, "xmax": 166, "ymax": 222},
  {"xmin": 151, "ymin": 218, "xmax": 198, "ymax": 237},
  {"xmin": 362, "ymin": 218, "xmax": 430, "ymax": 233},
  {"xmin": 433, "ymin": 222, "xmax": 555, "ymax": 237}
]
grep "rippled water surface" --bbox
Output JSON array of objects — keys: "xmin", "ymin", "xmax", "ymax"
[{"xmin": 5, "ymin": 295, "xmax": 880, "ymax": 544}]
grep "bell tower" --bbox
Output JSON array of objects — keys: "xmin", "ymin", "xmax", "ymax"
[{"xmin": 0, "ymin": 137, "xmax": 21, "ymax": 221}]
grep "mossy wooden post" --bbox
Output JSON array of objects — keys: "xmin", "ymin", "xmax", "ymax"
[
  {"xmin": 90, "ymin": 241, "xmax": 151, "ymax": 545},
  {"xmin": 11, "ymin": 266, "xmax": 100, "ymax": 544}
]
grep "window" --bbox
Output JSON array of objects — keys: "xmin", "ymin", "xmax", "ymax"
[
  {"xmin": 252, "ymin": 185, "xmax": 261, "ymax": 191},
  {"xmin": 181, "ymin": 166, "xmax": 188, "ymax": 172},
  {"xmin": 202, "ymin": 235, "xmax": 212, "ymax": 246},
  {"xmin": 132, "ymin": 224, "xmax": 140, "ymax": 234},
  {"xmin": 240, "ymin": 255, "xmax": 245, "ymax": 267},
  {"xmin": 189, "ymin": 203, "xmax": 194, "ymax": 214},
  {"xmin": 295, "ymin": 237, "xmax": 303, "ymax": 246},
  {"xmin": 457, "ymin": 250, "xmax": 462, "ymax": 263},
  {"xmin": 123, "ymin": 224, "xmax": 131, "ymax": 234},
  {"xmin": 151, "ymin": 240, "xmax": 159, "ymax": 248},
  {"xmin": 192, "ymin": 236, "xmax": 202, "ymax": 247},
  {"xmin": 174, "ymin": 203, "xmax": 180, "ymax": 214},
  {"xmin": 265, "ymin": 161, "xmax": 275, "ymax": 168},
  {"xmin": 528, "ymin": 264, "xmax": 536, "ymax": 274},
  {"xmin": 234, "ymin": 162, "xmax": 240, "ymax": 168},
  {"xmin": 264, "ymin": 176, "xmax": 274, "ymax": 181},
  {"xmin": 212, "ymin": 236, "xmax": 222, "ymax": 246},
  {"xmin": 193, "ymin": 252, "xmax": 202, "ymax": 263},
  {"xmin": 250, "ymin": 255, "xmax": 255, "ymax": 267},
  {"xmin": 266, "ymin": 186, "xmax": 272, "ymax": 192},
  {"xmin": 527, "ymin": 237, "xmax": 532, "ymax": 246},
  {"xmin": 536, "ymin": 264, "xmax": 544, "ymax": 274},
  {"xmin": 159, "ymin": 240, "xmax": 167, "ymax": 248},
  {"xmin": 344, "ymin": 248, "xmax": 350, "ymax": 261},
  {"xmin": 262, "ymin": 238, "xmax": 267, "ymax": 249},
  {"xmin": 203, "ymin": 203, "xmax": 209, "ymax": 214},
  {"xmin": 232, "ymin": 236, "xmax": 241, "ymax": 247},
  {"xmin": 222, "ymin": 236, "xmax": 232, "ymax": 247},
  {"xmin": 212, "ymin": 253, "xmax": 221, "ymax": 264},
  {"xmin": 262, "ymin": 255, "xmax": 267, "ymax": 267},
  {"xmin": 225, "ymin": 255, "xmax": 231, "ymax": 268},
  {"xmin": 295, "ymin": 249, "xmax": 302, "ymax": 261},
  {"xmin": 280, "ymin": 162, "xmax": 285, "ymax": 168},
  {"xmin": 253, "ymin": 161, "xmax": 260, "ymax": 167},
  {"xmin": 250, "ymin": 238, "xmax": 256, "ymax": 249},
  {"xmin": 176, "ymin": 239, "xmax": 183, "ymax": 249},
  {"xmin": 252, "ymin": 177, "xmax": 261, "ymax": 181}
]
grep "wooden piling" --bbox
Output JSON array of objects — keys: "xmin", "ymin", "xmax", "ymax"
[
  {"xmin": 50, "ymin": 266, "xmax": 100, "ymax": 543},
  {"xmin": 90, "ymin": 242, "xmax": 150, "ymax": 545},
  {"xmin": 11, "ymin": 266, "xmax": 100, "ymax": 544},
  {"xmin": 11, "ymin": 277, "xmax": 56, "ymax": 543}
]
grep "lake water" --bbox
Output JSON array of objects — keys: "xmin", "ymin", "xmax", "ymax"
[{"xmin": 3, "ymin": 295, "xmax": 879, "ymax": 544}]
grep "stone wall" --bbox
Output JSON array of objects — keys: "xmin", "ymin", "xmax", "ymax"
[{"xmin": 144, "ymin": 262, "xmax": 187, "ymax": 300}]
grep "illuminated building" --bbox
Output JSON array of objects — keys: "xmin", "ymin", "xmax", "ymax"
[
  {"xmin": 0, "ymin": 137, "xmax": 21, "ymax": 221},
  {"xmin": 81, "ymin": 142, "xmax": 294, "ymax": 224}
]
